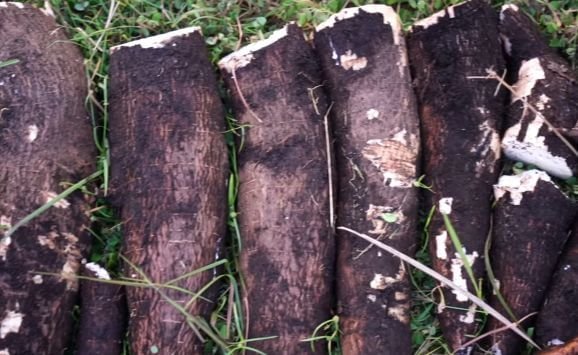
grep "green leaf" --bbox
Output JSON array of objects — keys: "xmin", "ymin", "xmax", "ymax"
[
  {"xmin": 381, "ymin": 212, "xmax": 398, "ymax": 223},
  {"xmin": 74, "ymin": 1, "xmax": 89, "ymax": 11},
  {"xmin": 0, "ymin": 59, "xmax": 19, "ymax": 69}
]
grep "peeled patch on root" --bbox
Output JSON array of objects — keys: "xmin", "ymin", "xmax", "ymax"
[
  {"xmin": 502, "ymin": 118, "xmax": 572, "ymax": 179},
  {"xmin": 369, "ymin": 263, "xmax": 406, "ymax": 290},
  {"xmin": 439, "ymin": 197, "xmax": 453, "ymax": 215},
  {"xmin": 0, "ymin": 308, "xmax": 24, "ymax": 339},
  {"xmin": 435, "ymin": 231, "xmax": 448, "ymax": 260},
  {"xmin": 362, "ymin": 138, "xmax": 415, "ymax": 188},
  {"xmin": 339, "ymin": 50, "xmax": 367, "ymax": 70},
  {"xmin": 494, "ymin": 169, "xmax": 554, "ymax": 205},
  {"xmin": 387, "ymin": 303, "xmax": 410, "ymax": 324},
  {"xmin": 26, "ymin": 124, "xmax": 39, "ymax": 142},
  {"xmin": 459, "ymin": 304, "xmax": 477, "ymax": 324},
  {"xmin": 85, "ymin": 262, "xmax": 111, "ymax": 280},
  {"xmin": 0, "ymin": 215, "xmax": 12, "ymax": 261},
  {"xmin": 366, "ymin": 109, "xmax": 380, "ymax": 120},
  {"xmin": 450, "ymin": 249, "xmax": 479, "ymax": 302},
  {"xmin": 512, "ymin": 58, "xmax": 545, "ymax": 101},
  {"xmin": 43, "ymin": 191, "xmax": 70, "ymax": 209}
]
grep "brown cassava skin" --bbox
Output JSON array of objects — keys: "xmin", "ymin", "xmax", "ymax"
[
  {"xmin": 220, "ymin": 24, "xmax": 334, "ymax": 354},
  {"xmin": 75, "ymin": 265, "xmax": 127, "ymax": 355},
  {"xmin": 0, "ymin": 3, "xmax": 95, "ymax": 354},
  {"xmin": 314, "ymin": 7, "xmax": 420, "ymax": 355},
  {"xmin": 109, "ymin": 30, "xmax": 228, "ymax": 354},
  {"xmin": 534, "ymin": 220, "xmax": 578, "ymax": 348},
  {"xmin": 499, "ymin": 5, "xmax": 578, "ymax": 179},
  {"xmin": 407, "ymin": 1, "xmax": 507, "ymax": 352},
  {"xmin": 487, "ymin": 176, "xmax": 576, "ymax": 355}
]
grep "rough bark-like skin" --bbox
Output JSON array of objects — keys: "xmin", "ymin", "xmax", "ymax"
[
  {"xmin": 407, "ymin": 1, "xmax": 506, "ymax": 352},
  {"xmin": 219, "ymin": 24, "xmax": 333, "ymax": 354},
  {"xmin": 537, "ymin": 335, "xmax": 578, "ymax": 355},
  {"xmin": 109, "ymin": 30, "xmax": 228, "ymax": 354},
  {"xmin": 76, "ymin": 265, "xmax": 126, "ymax": 355},
  {"xmin": 534, "ymin": 221, "xmax": 578, "ymax": 348},
  {"xmin": 314, "ymin": 7, "xmax": 419, "ymax": 355},
  {"xmin": 487, "ymin": 176, "xmax": 576, "ymax": 355},
  {"xmin": 0, "ymin": 4, "xmax": 94, "ymax": 354},
  {"xmin": 500, "ymin": 6, "xmax": 578, "ymax": 179}
]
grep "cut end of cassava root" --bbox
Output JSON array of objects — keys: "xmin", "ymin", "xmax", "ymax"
[
  {"xmin": 218, "ymin": 25, "xmax": 289, "ymax": 73},
  {"xmin": 315, "ymin": 5, "xmax": 402, "ymax": 45},
  {"xmin": 110, "ymin": 27, "xmax": 201, "ymax": 52}
]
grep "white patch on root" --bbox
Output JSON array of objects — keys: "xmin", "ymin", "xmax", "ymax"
[
  {"xmin": 316, "ymin": 5, "xmax": 402, "ymax": 45},
  {"xmin": 512, "ymin": 58, "xmax": 545, "ymax": 101},
  {"xmin": 412, "ymin": 3, "xmax": 456, "ymax": 29},
  {"xmin": 111, "ymin": 27, "xmax": 200, "ymax": 52},
  {"xmin": 439, "ymin": 197, "xmax": 453, "ymax": 215},
  {"xmin": 85, "ymin": 262, "xmax": 111, "ymax": 280},
  {"xmin": 563, "ymin": 264, "xmax": 571, "ymax": 271},
  {"xmin": 450, "ymin": 249, "xmax": 479, "ymax": 302},
  {"xmin": 494, "ymin": 169, "xmax": 554, "ymax": 205},
  {"xmin": 547, "ymin": 339, "xmax": 565, "ymax": 347},
  {"xmin": 219, "ymin": 25, "xmax": 288, "ymax": 73},
  {"xmin": 472, "ymin": 121, "xmax": 501, "ymax": 158},
  {"xmin": 0, "ymin": 236, "xmax": 10, "ymax": 262},
  {"xmin": 0, "ymin": 309, "xmax": 23, "ymax": 339},
  {"xmin": 500, "ymin": 35, "xmax": 512, "ymax": 56},
  {"xmin": 32, "ymin": 275, "xmax": 43, "ymax": 284},
  {"xmin": 369, "ymin": 263, "xmax": 405, "ymax": 290},
  {"xmin": 502, "ymin": 118, "xmax": 572, "ymax": 179},
  {"xmin": 366, "ymin": 109, "xmax": 380, "ymax": 120},
  {"xmin": 27, "ymin": 125, "xmax": 39, "ymax": 142},
  {"xmin": 0, "ymin": 348, "xmax": 10, "ymax": 355},
  {"xmin": 367, "ymin": 294, "xmax": 377, "ymax": 302},
  {"xmin": 41, "ymin": 0, "xmax": 54, "ymax": 17},
  {"xmin": 388, "ymin": 304, "xmax": 409, "ymax": 324},
  {"xmin": 459, "ymin": 304, "xmax": 477, "ymax": 324},
  {"xmin": 339, "ymin": 50, "xmax": 367, "ymax": 70},
  {"xmin": 500, "ymin": 4, "xmax": 519, "ymax": 21},
  {"xmin": 435, "ymin": 231, "xmax": 448, "ymax": 260},
  {"xmin": 0, "ymin": 2, "xmax": 25, "ymax": 9},
  {"xmin": 43, "ymin": 191, "xmax": 70, "ymax": 209},
  {"xmin": 536, "ymin": 94, "xmax": 551, "ymax": 111},
  {"xmin": 392, "ymin": 130, "xmax": 408, "ymax": 145}
]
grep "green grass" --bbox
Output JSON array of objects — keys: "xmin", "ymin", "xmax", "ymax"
[{"xmin": 10, "ymin": 0, "xmax": 578, "ymax": 354}]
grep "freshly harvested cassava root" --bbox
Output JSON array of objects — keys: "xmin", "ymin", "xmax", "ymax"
[
  {"xmin": 109, "ymin": 28, "xmax": 229, "ymax": 354},
  {"xmin": 500, "ymin": 4, "xmax": 578, "ymax": 179},
  {"xmin": 314, "ymin": 5, "xmax": 420, "ymax": 354},
  {"xmin": 0, "ymin": 3, "xmax": 95, "ymax": 354},
  {"xmin": 486, "ymin": 170, "xmax": 576, "ymax": 354},
  {"xmin": 219, "ymin": 24, "xmax": 334, "ymax": 354},
  {"xmin": 75, "ymin": 263, "xmax": 126, "ymax": 355},
  {"xmin": 407, "ymin": 0, "xmax": 507, "ymax": 352},
  {"xmin": 534, "ymin": 220, "xmax": 578, "ymax": 349}
]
